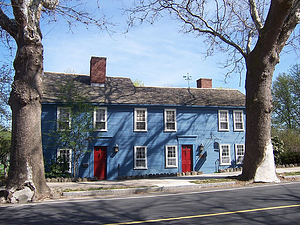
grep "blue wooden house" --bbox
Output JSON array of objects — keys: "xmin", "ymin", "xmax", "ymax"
[{"xmin": 42, "ymin": 57, "xmax": 245, "ymax": 180}]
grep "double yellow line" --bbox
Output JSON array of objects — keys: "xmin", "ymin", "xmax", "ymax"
[{"xmin": 105, "ymin": 204, "xmax": 300, "ymax": 225}]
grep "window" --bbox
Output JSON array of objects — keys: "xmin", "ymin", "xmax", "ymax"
[
  {"xmin": 165, "ymin": 145, "xmax": 178, "ymax": 168},
  {"xmin": 134, "ymin": 146, "xmax": 147, "ymax": 169},
  {"xmin": 94, "ymin": 107, "xmax": 107, "ymax": 131},
  {"xmin": 164, "ymin": 109, "xmax": 177, "ymax": 132},
  {"xmin": 57, "ymin": 107, "xmax": 71, "ymax": 131},
  {"xmin": 233, "ymin": 110, "xmax": 244, "ymax": 131},
  {"xmin": 134, "ymin": 108, "xmax": 147, "ymax": 131},
  {"xmin": 57, "ymin": 149, "xmax": 72, "ymax": 173},
  {"xmin": 220, "ymin": 144, "xmax": 231, "ymax": 165},
  {"xmin": 218, "ymin": 110, "xmax": 229, "ymax": 131},
  {"xmin": 235, "ymin": 144, "xmax": 245, "ymax": 164}
]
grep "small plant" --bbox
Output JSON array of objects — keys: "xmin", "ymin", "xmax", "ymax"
[{"xmin": 45, "ymin": 156, "xmax": 71, "ymax": 178}]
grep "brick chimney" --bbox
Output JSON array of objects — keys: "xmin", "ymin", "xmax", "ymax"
[
  {"xmin": 90, "ymin": 57, "xmax": 106, "ymax": 86},
  {"xmin": 197, "ymin": 78, "xmax": 212, "ymax": 88}
]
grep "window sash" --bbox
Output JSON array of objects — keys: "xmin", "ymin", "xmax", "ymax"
[
  {"xmin": 134, "ymin": 108, "xmax": 147, "ymax": 131},
  {"xmin": 164, "ymin": 109, "xmax": 177, "ymax": 131},
  {"xmin": 134, "ymin": 146, "xmax": 147, "ymax": 169},
  {"xmin": 218, "ymin": 110, "xmax": 229, "ymax": 131},
  {"xmin": 57, "ymin": 149, "xmax": 72, "ymax": 173},
  {"xmin": 235, "ymin": 144, "xmax": 245, "ymax": 164},
  {"xmin": 94, "ymin": 107, "xmax": 107, "ymax": 131},
  {"xmin": 165, "ymin": 145, "xmax": 178, "ymax": 168},
  {"xmin": 220, "ymin": 144, "xmax": 231, "ymax": 165},
  {"xmin": 233, "ymin": 110, "xmax": 244, "ymax": 131},
  {"xmin": 57, "ymin": 107, "xmax": 71, "ymax": 131}
]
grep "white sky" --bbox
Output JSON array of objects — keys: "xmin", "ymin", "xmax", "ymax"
[{"xmin": 1, "ymin": 0, "xmax": 299, "ymax": 94}]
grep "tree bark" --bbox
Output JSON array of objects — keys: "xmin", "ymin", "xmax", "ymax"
[
  {"xmin": 5, "ymin": 1, "xmax": 51, "ymax": 202},
  {"xmin": 241, "ymin": 0, "xmax": 299, "ymax": 182},
  {"xmin": 6, "ymin": 42, "xmax": 51, "ymax": 201},
  {"xmin": 242, "ymin": 51, "xmax": 279, "ymax": 182}
]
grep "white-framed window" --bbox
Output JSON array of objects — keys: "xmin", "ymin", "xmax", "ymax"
[
  {"xmin": 218, "ymin": 110, "xmax": 229, "ymax": 131},
  {"xmin": 94, "ymin": 107, "xmax": 107, "ymax": 131},
  {"xmin": 57, "ymin": 107, "xmax": 71, "ymax": 131},
  {"xmin": 57, "ymin": 149, "xmax": 72, "ymax": 173},
  {"xmin": 164, "ymin": 109, "xmax": 177, "ymax": 132},
  {"xmin": 134, "ymin": 146, "xmax": 147, "ymax": 169},
  {"xmin": 134, "ymin": 108, "xmax": 147, "ymax": 132},
  {"xmin": 220, "ymin": 144, "xmax": 231, "ymax": 165},
  {"xmin": 235, "ymin": 144, "xmax": 245, "ymax": 164},
  {"xmin": 233, "ymin": 110, "xmax": 244, "ymax": 131},
  {"xmin": 165, "ymin": 145, "xmax": 178, "ymax": 168}
]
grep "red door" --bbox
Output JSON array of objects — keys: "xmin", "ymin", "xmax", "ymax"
[
  {"xmin": 182, "ymin": 145, "xmax": 193, "ymax": 173},
  {"xmin": 94, "ymin": 146, "xmax": 107, "ymax": 180}
]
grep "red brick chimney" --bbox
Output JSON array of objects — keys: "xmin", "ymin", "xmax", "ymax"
[
  {"xmin": 197, "ymin": 78, "xmax": 212, "ymax": 88},
  {"xmin": 90, "ymin": 57, "xmax": 106, "ymax": 86}
]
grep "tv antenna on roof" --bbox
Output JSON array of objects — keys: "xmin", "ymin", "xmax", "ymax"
[{"xmin": 183, "ymin": 73, "xmax": 192, "ymax": 88}]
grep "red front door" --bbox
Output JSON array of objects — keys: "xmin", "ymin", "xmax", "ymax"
[
  {"xmin": 182, "ymin": 145, "xmax": 193, "ymax": 173},
  {"xmin": 94, "ymin": 146, "xmax": 107, "ymax": 180}
]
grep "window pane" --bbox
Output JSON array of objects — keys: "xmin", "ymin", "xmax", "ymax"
[
  {"xmin": 166, "ymin": 123, "xmax": 175, "ymax": 130},
  {"xmin": 136, "ymin": 122, "xmax": 146, "ymax": 130},
  {"xmin": 166, "ymin": 111, "xmax": 175, "ymax": 122},
  {"xmin": 235, "ymin": 112, "xmax": 242, "ymax": 122},
  {"xmin": 220, "ymin": 122, "xmax": 228, "ymax": 130},
  {"xmin": 96, "ymin": 109, "xmax": 105, "ymax": 121},
  {"xmin": 136, "ymin": 110, "xmax": 145, "ymax": 121},
  {"xmin": 220, "ymin": 111, "xmax": 228, "ymax": 122},
  {"xmin": 95, "ymin": 122, "xmax": 105, "ymax": 130},
  {"xmin": 136, "ymin": 160, "xmax": 145, "ymax": 167}
]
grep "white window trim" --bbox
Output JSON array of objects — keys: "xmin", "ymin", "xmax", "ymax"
[
  {"xmin": 57, "ymin": 107, "xmax": 71, "ymax": 131},
  {"xmin": 218, "ymin": 110, "xmax": 230, "ymax": 131},
  {"xmin": 220, "ymin": 144, "xmax": 231, "ymax": 165},
  {"xmin": 93, "ymin": 107, "xmax": 107, "ymax": 131},
  {"xmin": 233, "ymin": 110, "xmax": 245, "ymax": 131},
  {"xmin": 235, "ymin": 144, "xmax": 245, "ymax": 165},
  {"xmin": 134, "ymin": 146, "xmax": 148, "ymax": 169},
  {"xmin": 134, "ymin": 108, "xmax": 147, "ymax": 132},
  {"xmin": 165, "ymin": 145, "xmax": 178, "ymax": 168},
  {"xmin": 164, "ymin": 109, "xmax": 177, "ymax": 132},
  {"xmin": 57, "ymin": 149, "xmax": 72, "ymax": 173}
]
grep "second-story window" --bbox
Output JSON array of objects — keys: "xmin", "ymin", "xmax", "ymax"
[
  {"xmin": 94, "ymin": 107, "xmax": 107, "ymax": 131},
  {"xmin": 134, "ymin": 108, "xmax": 147, "ymax": 131},
  {"xmin": 164, "ymin": 109, "xmax": 177, "ymax": 132},
  {"xmin": 218, "ymin": 110, "xmax": 229, "ymax": 131},
  {"xmin": 233, "ymin": 110, "xmax": 244, "ymax": 131},
  {"xmin": 57, "ymin": 107, "xmax": 71, "ymax": 131}
]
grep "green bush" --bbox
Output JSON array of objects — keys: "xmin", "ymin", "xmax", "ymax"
[
  {"xmin": 280, "ymin": 151, "xmax": 300, "ymax": 165},
  {"xmin": 44, "ymin": 156, "xmax": 71, "ymax": 178}
]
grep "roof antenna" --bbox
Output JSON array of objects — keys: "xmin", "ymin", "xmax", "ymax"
[{"xmin": 183, "ymin": 73, "xmax": 192, "ymax": 88}]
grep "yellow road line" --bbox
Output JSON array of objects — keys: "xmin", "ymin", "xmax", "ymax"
[{"xmin": 104, "ymin": 204, "xmax": 300, "ymax": 225}]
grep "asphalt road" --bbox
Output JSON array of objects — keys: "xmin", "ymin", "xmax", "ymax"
[{"xmin": 1, "ymin": 182, "xmax": 300, "ymax": 225}]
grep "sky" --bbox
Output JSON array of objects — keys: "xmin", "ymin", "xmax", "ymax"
[{"xmin": 1, "ymin": 0, "xmax": 299, "ymax": 94}]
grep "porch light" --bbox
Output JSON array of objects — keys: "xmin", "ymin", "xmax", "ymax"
[
  {"xmin": 114, "ymin": 144, "xmax": 119, "ymax": 153},
  {"xmin": 199, "ymin": 143, "xmax": 204, "ymax": 152}
]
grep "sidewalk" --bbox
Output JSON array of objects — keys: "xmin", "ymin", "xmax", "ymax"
[{"xmin": 47, "ymin": 167, "xmax": 300, "ymax": 198}]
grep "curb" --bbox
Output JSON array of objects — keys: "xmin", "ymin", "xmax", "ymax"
[{"xmin": 62, "ymin": 181, "xmax": 236, "ymax": 198}]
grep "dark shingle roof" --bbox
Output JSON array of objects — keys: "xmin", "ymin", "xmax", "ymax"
[{"xmin": 42, "ymin": 72, "xmax": 245, "ymax": 107}]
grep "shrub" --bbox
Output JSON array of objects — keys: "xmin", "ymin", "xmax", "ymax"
[{"xmin": 280, "ymin": 151, "xmax": 300, "ymax": 165}]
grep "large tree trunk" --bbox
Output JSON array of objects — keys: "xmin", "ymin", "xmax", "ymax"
[
  {"xmin": 241, "ymin": 0, "xmax": 299, "ymax": 183},
  {"xmin": 6, "ymin": 43, "xmax": 51, "ymax": 202},
  {"xmin": 242, "ymin": 48, "xmax": 279, "ymax": 183},
  {"xmin": 5, "ymin": 1, "xmax": 51, "ymax": 203}
]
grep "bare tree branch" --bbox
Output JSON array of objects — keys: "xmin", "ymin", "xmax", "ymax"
[
  {"xmin": 0, "ymin": 8, "xmax": 17, "ymax": 39},
  {"xmin": 249, "ymin": 0, "xmax": 263, "ymax": 32}
]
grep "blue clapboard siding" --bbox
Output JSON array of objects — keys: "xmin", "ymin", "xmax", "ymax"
[{"xmin": 42, "ymin": 103, "xmax": 245, "ymax": 180}]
